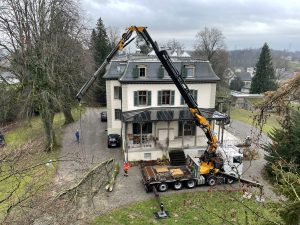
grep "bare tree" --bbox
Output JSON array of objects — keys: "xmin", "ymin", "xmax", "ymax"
[
  {"xmin": 0, "ymin": 0, "xmax": 85, "ymax": 150},
  {"xmin": 107, "ymin": 26, "xmax": 120, "ymax": 49},
  {"xmin": 194, "ymin": 27, "xmax": 225, "ymax": 61},
  {"xmin": 166, "ymin": 38, "xmax": 184, "ymax": 52},
  {"xmin": 194, "ymin": 27, "xmax": 229, "ymax": 97}
]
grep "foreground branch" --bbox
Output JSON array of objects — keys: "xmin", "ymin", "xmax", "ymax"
[{"xmin": 56, "ymin": 158, "xmax": 114, "ymax": 200}]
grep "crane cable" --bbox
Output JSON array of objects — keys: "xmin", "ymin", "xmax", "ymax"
[{"xmin": 78, "ymin": 103, "xmax": 88, "ymax": 165}]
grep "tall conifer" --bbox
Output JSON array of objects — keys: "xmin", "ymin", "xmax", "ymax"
[{"xmin": 250, "ymin": 43, "xmax": 277, "ymax": 93}]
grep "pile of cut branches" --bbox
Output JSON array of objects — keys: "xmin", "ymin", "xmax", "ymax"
[{"xmin": 56, "ymin": 158, "xmax": 118, "ymax": 202}]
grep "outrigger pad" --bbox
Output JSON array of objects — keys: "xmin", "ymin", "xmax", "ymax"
[{"xmin": 154, "ymin": 211, "xmax": 170, "ymax": 219}]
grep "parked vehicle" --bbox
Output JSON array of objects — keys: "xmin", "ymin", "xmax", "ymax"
[
  {"xmin": 107, "ymin": 134, "xmax": 121, "ymax": 148},
  {"xmin": 141, "ymin": 146, "xmax": 261, "ymax": 192},
  {"xmin": 100, "ymin": 111, "xmax": 107, "ymax": 122}
]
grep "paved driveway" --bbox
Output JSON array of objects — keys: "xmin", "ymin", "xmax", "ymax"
[
  {"xmin": 55, "ymin": 108, "xmax": 150, "ymax": 215},
  {"xmin": 227, "ymin": 120, "xmax": 279, "ymax": 199},
  {"xmin": 56, "ymin": 107, "xmax": 123, "ymax": 184}
]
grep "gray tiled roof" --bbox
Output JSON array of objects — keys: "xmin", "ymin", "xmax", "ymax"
[
  {"xmin": 104, "ymin": 60, "xmax": 128, "ymax": 79},
  {"xmin": 103, "ymin": 56, "xmax": 220, "ymax": 83}
]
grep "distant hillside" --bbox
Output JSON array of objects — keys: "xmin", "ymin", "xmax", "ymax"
[{"xmin": 229, "ymin": 49, "xmax": 300, "ymax": 69}]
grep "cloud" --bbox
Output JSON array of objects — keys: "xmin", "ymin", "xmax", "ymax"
[{"xmin": 81, "ymin": 0, "xmax": 300, "ymax": 50}]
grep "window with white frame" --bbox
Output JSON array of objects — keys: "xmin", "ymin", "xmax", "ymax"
[
  {"xmin": 115, "ymin": 109, "xmax": 122, "ymax": 120},
  {"xmin": 161, "ymin": 66, "xmax": 170, "ymax": 79},
  {"xmin": 158, "ymin": 90, "xmax": 175, "ymax": 105},
  {"xmin": 185, "ymin": 65, "xmax": 195, "ymax": 78},
  {"xmin": 114, "ymin": 86, "xmax": 122, "ymax": 99},
  {"xmin": 134, "ymin": 91, "xmax": 151, "ymax": 106},
  {"xmin": 138, "ymin": 66, "xmax": 146, "ymax": 77}
]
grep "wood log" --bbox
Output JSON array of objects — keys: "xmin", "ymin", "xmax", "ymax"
[
  {"xmin": 105, "ymin": 163, "xmax": 119, "ymax": 192},
  {"xmin": 56, "ymin": 158, "xmax": 114, "ymax": 199}
]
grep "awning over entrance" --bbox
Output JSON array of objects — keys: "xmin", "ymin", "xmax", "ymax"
[{"xmin": 122, "ymin": 107, "xmax": 228, "ymax": 123}]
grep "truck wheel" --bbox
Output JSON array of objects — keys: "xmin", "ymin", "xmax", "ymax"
[
  {"xmin": 158, "ymin": 183, "xmax": 168, "ymax": 192},
  {"xmin": 207, "ymin": 177, "xmax": 216, "ymax": 186},
  {"xmin": 227, "ymin": 174, "xmax": 236, "ymax": 184},
  {"xmin": 186, "ymin": 180, "xmax": 196, "ymax": 189},
  {"xmin": 173, "ymin": 181, "xmax": 183, "ymax": 190},
  {"xmin": 227, "ymin": 178, "xmax": 234, "ymax": 184}
]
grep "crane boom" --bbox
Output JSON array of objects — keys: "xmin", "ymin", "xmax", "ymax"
[
  {"xmin": 137, "ymin": 28, "xmax": 218, "ymax": 155},
  {"xmin": 76, "ymin": 26, "xmax": 221, "ymax": 171}
]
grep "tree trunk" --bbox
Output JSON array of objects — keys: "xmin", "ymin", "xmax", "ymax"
[
  {"xmin": 40, "ymin": 102, "xmax": 56, "ymax": 152},
  {"xmin": 63, "ymin": 105, "xmax": 74, "ymax": 125}
]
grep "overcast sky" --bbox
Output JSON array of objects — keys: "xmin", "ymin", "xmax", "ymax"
[{"xmin": 81, "ymin": 0, "xmax": 300, "ymax": 51}]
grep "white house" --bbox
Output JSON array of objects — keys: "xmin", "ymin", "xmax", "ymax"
[{"xmin": 104, "ymin": 55, "xmax": 228, "ymax": 161}]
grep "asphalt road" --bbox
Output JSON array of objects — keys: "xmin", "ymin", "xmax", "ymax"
[{"xmin": 227, "ymin": 120, "xmax": 280, "ymax": 199}]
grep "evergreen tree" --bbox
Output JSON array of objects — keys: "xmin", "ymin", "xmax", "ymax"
[
  {"xmin": 263, "ymin": 111, "xmax": 300, "ymax": 224},
  {"xmin": 250, "ymin": 43, "xmax": 277, "ymax": 93},
  {"xmin": 230, "ymin": 76, "xmax": 244, "ymax": 91},
  {"xmin": 90, "ymin": 18, "xmax": 112, "ymax": 104},
  {"xmin": 263, "ymin": 111, "xmax": 300, "ymax": 174}
]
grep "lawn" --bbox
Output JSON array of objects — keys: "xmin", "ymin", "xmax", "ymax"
[
  {"xmin": 91, "ymin": 190, "xmax": 281, "ymax": 225},
  {"xmin": 230, "ymin": 107, "xmax": 280, "ymax": 134},
  {"xmin": 288, "ymin": 60, "xmax": 300, "ymax": 72},
  {"xmin": 0, "ymin": 107, "xmax": 85, "ymax": 221}
]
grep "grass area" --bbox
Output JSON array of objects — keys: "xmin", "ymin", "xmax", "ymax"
[
  {"xmin": 230, "ymin": 107, "xmax": 280, "ymax": 134},
  {"xmin": 288, "ymin": 60, "xmax": 300, "ymax": 72},
  {"xmin": 0, "ymin": 107, "xmax": 85, "ymax": 221},
  {"xmin": 91, "ymin": 191, "xmax": 281, "ymax": 225},
  {"xmin": 247, "ymin": 98, "xmax": 264, "ymax": 105},
  {"xmin": 5, "ymin": 107, "xmax": 84, "ymax": 147}
]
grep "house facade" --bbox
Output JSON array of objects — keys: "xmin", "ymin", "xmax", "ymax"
[{"xmin": 104, "ymin": 55, "xmax": 223, "ymax": 161}]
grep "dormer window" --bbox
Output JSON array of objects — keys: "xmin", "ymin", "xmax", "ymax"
[
  {"xmin": 159, "ymin": 65, "xmax": 170, "ymax": 79},
  {"xmin": 185, "ymin": 65, "xmax": 195, "ymax": 78},
  {"xmin": 138, "ymin": 65, "xmax": 147, "ymax": 77},
  {"xmin": 163, "ymin": 67, "xmax": 170, "ymax": 79},
  {"xmin": 132, "ymin": 65, "xmax": 147, "ymax": 78}
]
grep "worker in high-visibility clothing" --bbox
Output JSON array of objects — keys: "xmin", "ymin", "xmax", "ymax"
[{"xmin": 123, "ymin": 161, "xmax": 130, "ymax": 176}]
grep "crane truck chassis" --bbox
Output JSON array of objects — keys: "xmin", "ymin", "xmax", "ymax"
[{"xmin": 140, "ymin": 146, "xmax": 262, "ymax": 192}]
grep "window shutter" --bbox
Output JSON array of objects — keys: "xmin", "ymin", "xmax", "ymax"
[
  {"xmin": 158, "ymin": 67, "xmax": 164, "ymax": 78},
  {"xmin": 171, "ymin": 91, "xmax": 175, "ymax": 105},
  {"xmin": 193, "ymin": 90, "xmax": 198, "ymax": 103},
  {"xmin": 180, "ymin": 96, "xmax": 184, "ymax": 105},
  {"xmin": 158, "ymin": 91, "xmax": 162, "ymax": 106},
  {"xmin": 132, "ymin": 66, "xmax": 138, "ymax": 78},
  {"xmin": 134, "ymin": 91, "xmax": 138, "ymax": 106},
  {"xmin": 119, "ymin": 87, "xmax": 122, "ymax": 99},
  {"xmin": 181, "ymin": 66, "xmax": 187, "ymax": 78},
  {"xmin": 147, "ymin": 91, "xmax": 151, "ymax": 105}
]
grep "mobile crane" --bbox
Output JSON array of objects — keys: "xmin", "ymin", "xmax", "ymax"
[
  {"xmin": 76, "ymin": 26, "xmax": 220, "ymax": 175},
  {"xmin": 76, "ymin": 26, "xmax": 262, "ymax": 192}
]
